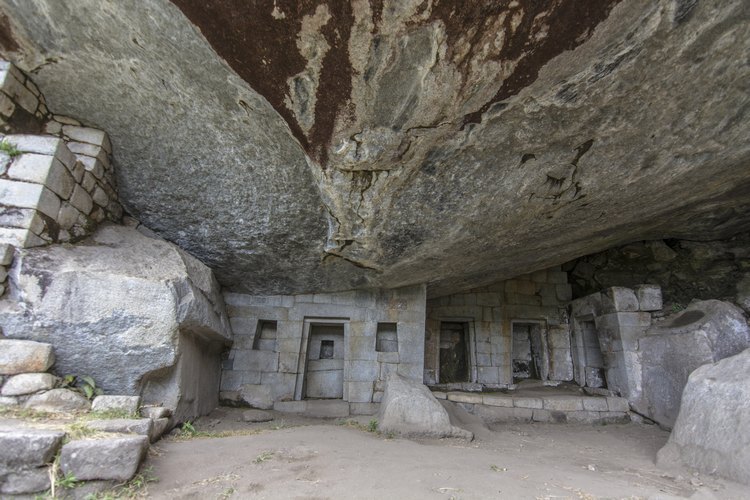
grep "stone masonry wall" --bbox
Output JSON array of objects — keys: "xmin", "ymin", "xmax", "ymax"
[
  {"xmin": 0, "ymin": 61, "xmax": 121, "ymax": 252},
  {"xmin": 564, "ymin": 234, "xmax": 750, "ymax": 310},
  {"xmin": 425, "ymin": 266, "xmax": 573, "ymax": 387},
  {"xmin": 221, "ymin": 285, "xmax": 425, "ymax": 414}
]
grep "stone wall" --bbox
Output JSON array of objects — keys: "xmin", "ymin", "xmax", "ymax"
[
  {"xmin": 425, "ymin": 267, "xmax": 573, "ymax": 387},
  {"xmin": 220, "ymin": 286, "xmax": 425, "ymax": 414},
  {"xmin": 0, "ymin": 61, "xmax": 121, "ymax": 251},
  {"xmin": 564, "ymin": 234, "xmax": 750, "ymax": 310},
  {"xmin": 569, "ymin": 286, "xmax": 660, "ymax": 403}
]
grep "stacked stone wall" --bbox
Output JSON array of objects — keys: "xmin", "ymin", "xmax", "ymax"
[
  {"xmin": 0, "ymin": 61, "xmax": 121, "ymax": 251},
  {"xmin": 221, "ymin": 285, "xmax": 426, "ymax": 414},
  {"xmin": 425, "ymin": 266, "xmax": 573, "ymax": 387}
]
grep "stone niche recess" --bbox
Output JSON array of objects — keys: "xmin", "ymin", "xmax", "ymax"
[
  {"xmin": 220, "ymin": 285, "xmax": 426, "ymax": 415},
  {"xmin": 425, "ymin": 267, "xmax": 573, "ymax": 389}
]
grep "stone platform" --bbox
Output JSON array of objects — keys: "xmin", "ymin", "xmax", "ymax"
[
  {"xmin": 432, "ymin": 384, "xmax": 631, "ymax": 425},
  {"xmin": 273, "ymin": 400, "xmax": 380, "ymax": 418}
]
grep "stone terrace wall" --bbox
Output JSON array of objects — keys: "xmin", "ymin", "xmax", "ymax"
[
  {"xmin": 425, "ymin": 266, "xmax": 573, "ymax": 387},
  {"xmin": 0, "ymin": 61, "xmax": 50, "ymax": 134},
  {"xmin": 0, "ymin": 61, "xmax": 121, "ymax": 251},
  {"xmin": 221, "ymin": 286, "xmax": 425, "ymax": 414}
]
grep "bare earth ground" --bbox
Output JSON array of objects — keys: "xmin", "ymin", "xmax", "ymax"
[{"xmin": 142, "ymin": 407, "xmax": 747, "ymax": 500}]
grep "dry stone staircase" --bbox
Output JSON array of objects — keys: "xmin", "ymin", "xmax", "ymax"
[{"xmin": 0, "ymin": 338, "xmax": 173, "ymax": 496}]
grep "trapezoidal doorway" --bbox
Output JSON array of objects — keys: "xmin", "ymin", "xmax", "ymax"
[
  {"xmin": 439, "ymin": 321, "xmax": 470, "ymax": 383},
  {"xmin": 512, "ymin": 322, "xmax": 547, "ymax": 383},
  {"xmin": 304, "ymin": 323, "xmax": 345, "ymax": 399}
]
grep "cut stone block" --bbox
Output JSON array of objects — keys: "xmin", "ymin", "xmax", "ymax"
[
  {"xmin": 542, "ymin": 397, "xmax": 584, "ymax": 412},
  {"xmin": 447, "ymin": 392, "xmax": 483, "ymax": 404},
  {"xmin": 150, "ymin": 418, "xmax": 171, "ymax": 442},
  {"xmin": 140, "ymin": 406, "xmax": 171, "ymax": 419},
  {"xmin": 0, "ymin": 466, "xmax": 51, "ymax": 495},
  {"xmin": 0, "ymin": 243, "xmax": 14, "ymax": 265},
  {"xmin": 238, "ymin": 384, "xmax": 273, "ymax": 409},
  {"xmin": 1, "ymin": 372, "xmax": 58, "ymax": 396},
  {"xmin": 0, "ymin": 339, "xmax": 55, "ymax": 375},
  {"xmin": 7, "ymin": 154, "xmax": 75, "ymax": 199},
  {"xmin": 606, "ymin": 397, "xmax": 630, "ymax": 413},
  {"xmin": 85, "ymin": 418, "xmax": 153, "ymax": 438},
  {"xmin": 304, "ymin": 400, "xmax": 350, "ymax": 418},
  {"xmin": 0, "ymin": 429, "xmax": 65, "ymax": 468},
  {"xmin": 635, "ymin": 284, "xmax": 662, "ymax": 312},
  {"xmin": 62, "ymin": 125, "xmax": 107, "ymax": 147},
  {"xmin": 91, "ymin": 395, "xmax": 140, "ymax": 415},
  {"xmin": 24, "ymin": 388, "xmax": 91, "ymax": 413},
  {"xmin": 60, "ymin": 435, "xmax": 149, "ymax": 481},
  {"xmin": 481, "ymin": 394, "xmax": 513, "ymax": 407},
  {"xmin": 69, "ymin": 184, "xmax": 93, "ymax": 214},
  {"xmin": 0, "ymin": 179, "xmax": 61, "ymax": 219},
  {"xmin": 582, "ymin": 397, "xmax": 609, "ymax": 412},
  {"xmin": 0, "ymin": 396, "xmax": 19, "ymax": 406},
  {"xmin": 604, "ymin": 287, "xmax": 639, "ymax": 312},
  {"xmin": 513, "ymin": 397, "xmax": 543, "ymax": 409}
]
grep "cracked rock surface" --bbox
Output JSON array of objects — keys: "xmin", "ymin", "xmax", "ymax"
[{"xmin": 0, "ymin": 0, "xmax": 748, "ymax": 296}]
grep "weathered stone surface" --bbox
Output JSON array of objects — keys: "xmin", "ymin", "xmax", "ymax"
[
  {"xmin": 150, "ymin": 418, "xmax": 171, "ymax": 443},
  {"xmin": 84, "ymin": 418, "xmax": 153, "ymax": 438},
  {"xmin": 91, "ymin": 395, "xmax": 140, "ymax": 415},
  {"xmin": 0, "ymin": 467, "xmax": 51, "ymax": 495},
  {"xmin": 657, "ymin": 348, "xmax": 750, "ymax": 485},
  {"xmin": 638, "ymin": 300, "xmax": 750, "ymax": 428},
  {"xmin": 0, "ymin": 339, "xmax": 54, "ymax": 375},
  {"xmin": 635, "ymin": 285, "xmax": 662, "ymax": 312},
  {"xmin": 0, "ymin": 429, "xmax": 64, "ymax": 468},
  {"xmin": 0, "ymin": 1, "xmax": 747, "ymax": 296},
  {"xmin": 0, "ymin": 395, "xmax": 18, "ymax": 406},
  {"xmin": 140, "ymin": 406, "xmax": 171, "ymax": 420},
  {"xmin": 241, "ymin": 409, "xmax": 273, "ymax": 423},
  {"xmin": 238, "ymin": 384, "xmax": 273, "ymax": 410},
  {"xmin": 1, "ymin": 372, "xmax": 58, "ymax": 396},
  {"xmin": 60, "ymin": 435, "xmax": 149, "ymax": 482},
  {"xmin": 378, "ymin": 373, "xmax": 471, "ymax": 439},
  {"xmin": 0, "ymin": 224, "xmax": 232, "ymax": 422},
  {"xmin": 23, "ymin": 388, "xmax": 91, "ymax": 413}
]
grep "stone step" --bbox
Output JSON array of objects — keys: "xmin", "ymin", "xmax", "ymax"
[{"xmin": 60, "ymin": 435, "xmax": 149, "ymax": 482}]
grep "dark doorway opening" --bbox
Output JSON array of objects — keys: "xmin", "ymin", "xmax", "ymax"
[
  {"xmin": 439, "ymin": 322, "xmax": 470, "ymax": 383},
  {"xmin": 580, "ymin": 320, "xmax": 607, "ymax": 388},
  {"xmin": 512, "ymin": 322, "xmax": 546, "ymax": 382}
]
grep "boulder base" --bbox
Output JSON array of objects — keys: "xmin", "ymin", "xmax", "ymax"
[
  {"xmin": 378, "ymin": 373, "xmax": 472, "ymax": 440},
  {"xmin": 657, "ymin": 348, "xmax": 750, "ymax": 485}
]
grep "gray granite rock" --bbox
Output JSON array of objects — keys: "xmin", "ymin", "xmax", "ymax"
[
  {"xmin": 0, "ymin": 1, "xmax": 747, "ymax": 296},
  {"xmin": 91, "ymin": 395, "xmax": 140, "ymax": 415},
  {"xmin": 23, "ymin": 388, "xmax": 91, "ymax": 413},
  {"xmin": 84, "ymin": 418, "xmax": 153, "ymax": 438},
  {"xmin": 60, "ymin": 435, "xmax": 149, "ymax": 482},
  {"xmin": 0, "ymin": 429, "xmax": 64, "ymax": 469},
  {"xmin": 1, "ymin": 224, "xmax": 231, "ymax": 422},
  {"xmin": 638, "ymin": 300, "xmax": 750, "ymax": 428},
  {"xmin": 658, "ymin": 348, "xmax": 750, "ymax": 485},
  {"xmin": 0, "ymin": 466, "xmax": 51, "ymax": 495},
  {"xmin": 1, "ymin": 373, "xmax": 58, "ymax": 396},
  {"xmin": 378, "ymin": 373, "xmax": 472, "ymax": 439},
  {"xmin": 0, "ymin": 339, "xmax": 54, "ymax": 375},
  {"xmin": 140, "ymin": 406, "xmax": 171, "ymax": 420}
]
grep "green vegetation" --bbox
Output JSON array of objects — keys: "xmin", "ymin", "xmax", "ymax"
[{"xmin": 0, "ymin": 139, "xmax": 21, "ymax": 157}]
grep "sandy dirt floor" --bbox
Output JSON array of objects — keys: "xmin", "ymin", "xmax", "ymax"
[{"xmin": 141, "ymin": 407, "xmax": 747, "ymax": 500}]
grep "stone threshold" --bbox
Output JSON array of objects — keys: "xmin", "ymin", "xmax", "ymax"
[
  {"xmin": 433, "ymin": 390, "xmax": 631, "ymax": 424},
  {"xmin": 273, "ymin": 399, "xmax": 380, "ymax": 418}
]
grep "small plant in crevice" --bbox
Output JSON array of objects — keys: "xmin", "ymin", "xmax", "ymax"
[
  {"xmin": 180, "ymin": 421, "xmax": 197, "ymax": 437},
  {"xmin": 367, "ymin": 419, "xmax": 378, "ymax": 433},
  {"xmin": 60, "ymin": 374, "xmax": 104, "ymax": 400},
  {"xmin": 0, "ymin": 139, "xmax": 21, "ymax": 157}
]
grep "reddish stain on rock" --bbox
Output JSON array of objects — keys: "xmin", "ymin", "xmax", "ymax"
[
  {"xmin": 170, "ymin": 0, "xmax": 354, "ymax": 165},
  {"xmin": 0, "ymin": 13, "xmax": 20, "ymax": 52},
  {"xmin": 425, "ymin": 0, "xmax": 622, "ymax": 127}
]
